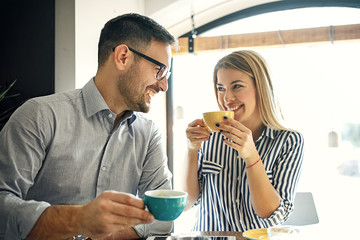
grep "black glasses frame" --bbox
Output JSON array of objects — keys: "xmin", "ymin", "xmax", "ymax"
[{"xmin": 112, "ymin": 46, "xmax": 170, "ymax": 81}]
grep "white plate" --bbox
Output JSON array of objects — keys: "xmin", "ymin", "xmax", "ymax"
[{"xmin": 147, "ymin": 236, "xmax": 236, "ymax": 240}]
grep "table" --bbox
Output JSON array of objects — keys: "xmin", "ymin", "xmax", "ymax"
[
  {"xmin": 194, "ymin": 231, "xmax": 246, "ymax": 240},
  {"xmin": 144, "ymin": 231, "xmax": 246, "ymax": 240}
]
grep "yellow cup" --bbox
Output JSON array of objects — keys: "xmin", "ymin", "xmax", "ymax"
[{"xmin": 202, "ymin": 111, "xmax": 234, "ymax": 132}]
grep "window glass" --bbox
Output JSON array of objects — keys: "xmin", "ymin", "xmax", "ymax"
[{"xmin": 172, "ymin": 7, "xmax": 360, "ymax": 238}]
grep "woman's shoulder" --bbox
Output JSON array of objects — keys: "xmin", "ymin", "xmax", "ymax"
[
  {"xmin": 269, "ymin": 127, "xmax": 304, "ymax": 144},
  {"xmin": 278, "ymin": 128, "xmax": 304, "ymax": 148}
]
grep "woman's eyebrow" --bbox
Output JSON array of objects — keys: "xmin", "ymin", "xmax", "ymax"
[
  {"xmin": 231, "ymin": 80, "xmax": 245, "ymax": 84},
  {"xmin": 217, "ymin": 80, "xmax": 245, "ymax": 86}
]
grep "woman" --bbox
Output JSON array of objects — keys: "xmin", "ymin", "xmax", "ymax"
[{"xmin": 182, "ymin": 50, "xmax": 304, "ymax": 231}]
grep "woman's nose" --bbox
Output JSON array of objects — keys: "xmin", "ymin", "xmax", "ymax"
[{"xmin": 224, "ymin": 90, "xmax": 235, "ymax": 102}]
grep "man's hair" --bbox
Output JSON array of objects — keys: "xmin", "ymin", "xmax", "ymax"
[{"xmin": 98, "ymin": 13, "xmax": 177, "ymax": 67}]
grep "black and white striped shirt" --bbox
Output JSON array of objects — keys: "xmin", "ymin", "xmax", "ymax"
[{"xmin": 193, "ymin": 126, "xmax": 304, "ymax": 232}]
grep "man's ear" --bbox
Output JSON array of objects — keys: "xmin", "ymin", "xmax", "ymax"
[{"xmin": 113, "ymin": 44, "xmax": 132, "ymax": 70}]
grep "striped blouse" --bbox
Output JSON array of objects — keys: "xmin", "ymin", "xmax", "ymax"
[{"xmin": 193, "ymin": 126, "xmax": 304, "ymax": 232}]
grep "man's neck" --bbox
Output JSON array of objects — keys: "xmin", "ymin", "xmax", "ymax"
[{"xmin": 93, "ymin": 74, "xmax": 127, "ymax": 116}]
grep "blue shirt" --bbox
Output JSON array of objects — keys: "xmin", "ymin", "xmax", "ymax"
[
  {"xmin": 0, "ymin": 79, "xmax": 172, "ymax": 239},
  {"xmin": 194, "ymin": 127, "xmax": 304, "ymax": 231}
]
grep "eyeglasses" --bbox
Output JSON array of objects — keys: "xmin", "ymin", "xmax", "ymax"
[{"xmin": 112, "ymin": 46, "xmax": 171, "ymax": 81}]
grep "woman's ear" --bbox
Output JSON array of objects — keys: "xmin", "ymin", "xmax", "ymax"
[{"xmin": 113, "ymin": 44, "xmax": 132, "ymax": 71}]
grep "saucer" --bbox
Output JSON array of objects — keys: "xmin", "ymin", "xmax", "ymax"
[{"xmin": 242, "ymin": 228, "xmax": 268, "ymax": 240}]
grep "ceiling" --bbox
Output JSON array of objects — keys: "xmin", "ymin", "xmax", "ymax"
[
  {"xmin": 145, "ymin": 0, "xmax": 360, "ymax": 38},
  {"xmin": 146, "ymin": 0, "xmax": 280, "ymax": 38}
]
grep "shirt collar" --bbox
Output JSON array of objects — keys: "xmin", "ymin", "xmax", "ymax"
[
  {"xmin": 82, "ymin": 78, "xmax": 137, "ymax": 126},
  {"xmin": 82, "ymin": 78, "xmax": 109, "ymax": 118},
  {"xmin": 120, "ymin": 111, "xmax": 137, "ymax": 126},
  {"xmin": 257, "ymin": 126, "xmax": 279, "ymax": 142}
]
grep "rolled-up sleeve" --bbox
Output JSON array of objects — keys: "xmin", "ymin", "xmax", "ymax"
[
  {"xmin": 0, "ymin": 100, "xmax": 50, "ymax": 239},
  {"xmin": 133, "ymin": 122, "xmax": 173, "ymax": 237},
  {"xmin": 1, "ymin": 195, "xmax": 50, "ymax": 239},
  {"xmin": 260, "ymin": 131, "xmax": 304, "ymax": 225}
]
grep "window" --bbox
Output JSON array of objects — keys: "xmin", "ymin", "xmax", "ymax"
[{"xmin": 172, "ymin": 7, "xmax": 360, "ymax": 238}]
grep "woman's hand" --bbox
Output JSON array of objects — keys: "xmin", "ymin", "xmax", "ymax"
[
  {"xmin": 186, "ymin": 119, "xmax": 211, "ymax": 150},
  {"xmin": 216, "ymin": 117, "xmax": 259, "ymax": 165}
]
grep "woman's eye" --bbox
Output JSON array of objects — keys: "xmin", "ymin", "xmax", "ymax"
[
  {"xmin": 217, "ymin": 86, "xmax": 224, "ymax": 91},
  {"xmin": 234, "ymin": 84, "xmax": 243, "ymax": 89}
]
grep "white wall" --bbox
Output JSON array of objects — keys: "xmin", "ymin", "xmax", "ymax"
[
  {"xmin": 55, "ymin": 0, "xmax": 75, "ymax": 93},
  {"xmin": 75, "ymin": 0, "xmax": 145, "ymax": 88},
  {"xmin": 55, "ymin": 0, "xmax": 145, "ymax": 92},
  {"xmin": 73, "ymin": 0, "xmax": 166, "ymax": 141}
]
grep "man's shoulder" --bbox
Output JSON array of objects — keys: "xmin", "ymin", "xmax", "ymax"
[
  {"xmin": 28, "ymin": 89, "xmax": 83, "ymax": 105},
  {"xmin": 22, "ymin": 89, "xmax": 82, "ymax": 112},
  {"xmin": 17, "ymin": 89, "xmax": 84, "ymax": 118},
  {"xmin": 132, "ymin": 112, "xmax": 155, "ymax": 124},
  {"xmin": 131, "ymin": 113, "xmax": 162, "ymax": 134}
]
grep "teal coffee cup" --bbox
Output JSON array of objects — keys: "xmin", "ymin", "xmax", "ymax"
[{"xmin": 143, "ymin": 189, "xmax": 188, "ymax": 221}]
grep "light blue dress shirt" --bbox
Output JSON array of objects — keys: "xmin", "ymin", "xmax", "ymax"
[{"xmin": 0, "ymin": 78, "xmax": 172, "ymax": 239}]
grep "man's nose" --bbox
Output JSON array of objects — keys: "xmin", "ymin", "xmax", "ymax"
[{"xmin": 157, "ymin": 77, "xmax": 168, "ymax": 92}]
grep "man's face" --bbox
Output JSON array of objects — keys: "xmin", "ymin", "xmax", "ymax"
[{"xmin": 117, "ymin": 41, "xmax": 172, "ymax": 113}]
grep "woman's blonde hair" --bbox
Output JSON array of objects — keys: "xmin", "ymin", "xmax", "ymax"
[{"xmin": 213, "ymin": 50, "xmax": 286, "ymax": 130}]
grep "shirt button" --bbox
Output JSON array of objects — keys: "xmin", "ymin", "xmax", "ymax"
[
  {"xmin": 102, "ymin": 166, "xmax": 106, "ymax": 171},
  {"xmin": 236, "ymin": 199, "xmax": 240, "ymax": 204},
  {"xmin": 108, "ymin": 113, "xmax": 112, "ymax": 118}
]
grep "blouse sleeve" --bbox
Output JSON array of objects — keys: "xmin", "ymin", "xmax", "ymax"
[{"xmin": 260, "ymin": 131, "xmax": 304, "ymax": 225}]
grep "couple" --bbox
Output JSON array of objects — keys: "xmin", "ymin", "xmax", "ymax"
[{"xmin": 0, "ymin": 13, "xmax": 303, "ymax": 240}]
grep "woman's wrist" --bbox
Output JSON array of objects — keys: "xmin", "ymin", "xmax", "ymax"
[
  {"xmin": 187, "ymin": 141, "xmax": 201, "ymax": 151},
  {"xmin": 246, "ymin": 158, "xmax": 261, "ymax": 169}
]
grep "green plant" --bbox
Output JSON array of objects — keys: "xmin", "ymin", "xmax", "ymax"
[
  {"xmin": 0, "ymin": 79, "xmax": 18, "ymax": 101},
  {"xmin": 0, "ymin": 79, "xmax": 24, "ymax": 131}
]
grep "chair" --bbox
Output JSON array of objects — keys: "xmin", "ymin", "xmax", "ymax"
[{"xmin": 283, "ymin": 192, "xmax": 319, "ymax": 226}]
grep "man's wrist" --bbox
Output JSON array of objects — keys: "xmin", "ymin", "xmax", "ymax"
[{"xmin": 26, "ymin": 205, "xmax": 83, "ymax": 240}]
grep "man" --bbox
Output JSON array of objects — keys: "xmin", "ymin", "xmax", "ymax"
[{"xmin": 0, "ymin": 13, "xmax": 177, "ymax": 239}]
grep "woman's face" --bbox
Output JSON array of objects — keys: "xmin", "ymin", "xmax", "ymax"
[{"xmin": 216, "ymin": 68, "xmax": 260, "ymax": 126}]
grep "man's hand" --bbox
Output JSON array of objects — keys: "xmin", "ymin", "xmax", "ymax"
[
  {"xmin": 26, "ymin": 191, "xmax": 154, "ymax": 240},
  {"xmin": 79, "ymin": 191, "xmax": 153, "ymax": 238}
]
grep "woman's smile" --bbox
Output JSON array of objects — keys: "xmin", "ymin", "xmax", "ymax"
[{"xmin": 226, "ymin": 104, "xmax": 244, "ymax": 112}]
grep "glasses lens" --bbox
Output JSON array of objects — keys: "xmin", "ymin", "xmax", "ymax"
[
  {"xmin": 165, "ymin": 71, "xmax": 171, "ymax": 79},
  {"xmin": 157, "ymin": 66, "xmax": 168, "ymax": 80}
]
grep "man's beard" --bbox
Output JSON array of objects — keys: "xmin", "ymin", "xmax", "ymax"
[{"xmin": 117, "ymin": 64, "xmax": 151, "ymax": 113}]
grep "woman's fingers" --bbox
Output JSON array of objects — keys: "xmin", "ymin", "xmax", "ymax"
[
  {"xmin": 222, "ymin": 117, "xmax": 251, "ymax": 134},
  {"xmin": 188, "ymin": 118, "xmax": 207, "ymax": 128},
  {"xmin": 185, "ymin": 119, "xmax": 211, "ymax": 150},
  {"xmin": 186, "ymin": 119, "xmax": 211, "ymax": 138}
]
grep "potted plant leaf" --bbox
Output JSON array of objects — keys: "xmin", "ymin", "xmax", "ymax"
[{"xmin": 0, "ymin": 79, "xmax": 27, "ymax": 131}]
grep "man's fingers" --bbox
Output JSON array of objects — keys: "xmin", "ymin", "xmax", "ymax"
[
  {"xmin": 99, "ymin": 192, "xmax": 154, "ymax": 222},
  {"xmin": 110, "ymin": 201, "xmax": 154, "ymax": 222},
  {"xmin": 103, "ymin": 191, "xmax": 145, "ymax": 209},
  {"xmin": 110, "ymin": 212, "xmax": 153, "ymax": 227}
]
